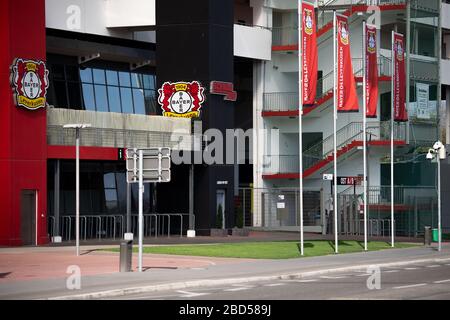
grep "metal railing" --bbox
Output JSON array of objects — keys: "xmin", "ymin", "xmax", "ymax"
[
  {"xmin": 272, "ymin": 27, "xmax": 298, "ymax": 47},
  {"xmin": 48, "ymin": 213, "xmax": 193, "ymax": 241},
  {"xmin": 263, "ymin": 121, "xmax": 406, "ymax": 175},
  {"xmin": 47, "ymin": 125, "xmax": 193, "ymax": 150}
]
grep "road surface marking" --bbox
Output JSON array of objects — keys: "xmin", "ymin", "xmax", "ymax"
[
  {"xmin": 263, "ymin": 283, "xmax": 285, "ymax": 287},
  {"xmin": 282, "ymin": 279, "xmax": 318, "ymax": 283},
  {"xmin": 224, "ymin": 287, "xmax": 253, "ymax": 292},
  {"xmin": 426, "ymin": 265, "xmax": 440, "ymax": 268},
  {"xmin": 393, "ymin": 283, "xmax": 427, "ymax": 290},
  {"xmin": 404, "ymin": 267, "xmax": 419, "ymax": 270},
  {"xmin": 384, "ymin": 270, "xmax": 400, "ymax": 273},
  {"xmin": 320, "ymin": 275, "xmax": 348, "ymax": 279},
  {"xmin": 176, "ymin": 290, "xmax": 209, "ymax": 298},
  {"xmin": 191, "ymin": 268, "xmax": 206, "ymax": 270},
  {"xmin": 433, "ymin": 279, "xmax": 450, "ymax": 284},
  {"xmin": 355, "ymin": 274, "xmax": 371, "ymax": 277}
]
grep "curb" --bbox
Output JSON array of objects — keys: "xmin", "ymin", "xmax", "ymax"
[{"xmin": 47, "ymin": 256, "xmax": 450, "ymax": 300}]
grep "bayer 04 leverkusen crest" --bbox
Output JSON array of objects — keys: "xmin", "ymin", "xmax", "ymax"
[
  {"xmin": 158, "ymin": 81, "xmax": 205, "ymax": 118},
  {"xmin": 10, "ymin": 58, "xmax": 49, "ymax": 110}
]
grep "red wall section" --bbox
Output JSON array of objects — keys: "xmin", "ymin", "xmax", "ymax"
[
  {"xmin": 47, "ymin": 146, "xmax": 120, "ymax": 161},
  {"xmin": 0, "ymin": 0, "xmax": 47, "ymax": 245}
]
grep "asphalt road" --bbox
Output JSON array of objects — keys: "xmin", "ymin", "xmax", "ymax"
[{"xmin": 112, "ymin": 260, "xmax": 450, "ymax": 300}]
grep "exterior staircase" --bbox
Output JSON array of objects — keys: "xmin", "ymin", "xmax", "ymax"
[{"xmin": 262, "ymin": 121, "xmax": 407, "ymax": 180}]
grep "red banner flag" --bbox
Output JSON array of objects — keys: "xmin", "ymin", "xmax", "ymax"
[
  {"xmin": 393, "ymin": 33, "xmax": 408, "ymax": 122},
  {"xmin": 365, "ymin": 24, "xmax": 378, "ymax": 118},
  {"xmin": 302, "ymin": 2, "xmax": 318, "ymax": 106},
  {"xmin": 336, "ymin": 14, "xmax": 359, "ymax": 113}
]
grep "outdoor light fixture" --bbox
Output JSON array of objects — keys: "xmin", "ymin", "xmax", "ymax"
[
  {"xmin": 63, "ymin": 123, "xmax": 92, "ymax": 256},
  {"xmin": 426, "ymin": 141, "xmax": 446, "ymax": 252}
]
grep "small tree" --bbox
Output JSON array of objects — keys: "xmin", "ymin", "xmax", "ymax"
[{"xmin": 216, "ymin": 204, "xmax": 224, "ymax": 229}]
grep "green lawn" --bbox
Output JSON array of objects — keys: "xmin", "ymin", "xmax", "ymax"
[{"xmin": 116, "ymin": 241, "xmax": 419, "ymax": 259}]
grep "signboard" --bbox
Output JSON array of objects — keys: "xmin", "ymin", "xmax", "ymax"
[
  {"xmin": 10, "ymin": 58, "xmax": 49, "ymax": 110},
  {"xmin": 416, "ymin": 83, "xmax": 430, "ymax": 120},
  {"xmin": 323, "ymin": 174, "xmax": 333, "ymax": 181},
  {"xmin": 337, "ymin": 176, "xmax": 363, "ymax": 186},
  {"xmin": 210, "ymin": 81, "xmax": 237, "ymax": 101},
  {"xmin": 126, "ymin": 148, "xmax": 171, "ymax": 183},
  {"xmin": 158, "ymin": 81, "xmax": 205, "ymax": 118}
]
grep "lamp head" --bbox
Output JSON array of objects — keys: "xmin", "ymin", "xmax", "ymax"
[{"xmin": 426, "ymin": 152, "xmax": 434, "ymax": 160}]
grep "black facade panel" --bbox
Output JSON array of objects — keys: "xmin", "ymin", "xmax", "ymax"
[{"xmin": 156, "ymin": 0, "xmax": 235, "ymax": 233}]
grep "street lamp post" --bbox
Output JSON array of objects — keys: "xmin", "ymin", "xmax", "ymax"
[
  {"xmin": 63, "ymin": 123, "xmax": 91, "ymax": 256},
  {"xmin": 426, "ymin": 141, "xmax": 446, "ymax": 252}
]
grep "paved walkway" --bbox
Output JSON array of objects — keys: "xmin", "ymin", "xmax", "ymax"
[
  {"xmin": 0, "ymin": 231, "xmax": 429, "ymax": 285},
  {"xmin": 0, "ymin": 247, "xmax": 253, "ymax": 283}
]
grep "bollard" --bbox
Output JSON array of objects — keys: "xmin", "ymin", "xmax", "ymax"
[
  {"xmin": 424, "ymin": 226, "xmax": 432, "ymax": 246},
  {"xmin": 120, "ymin": 240, "xmax": 133, "ymax": 272}
]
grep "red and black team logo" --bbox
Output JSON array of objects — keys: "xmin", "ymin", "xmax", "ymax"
[
  {"xmin": 158, "ymin": 81, "xmax": 205, "ymax": 118},
  {"xmin": 10, "ymin": 58, "xmax": 49, "ymax": 110},
  {"xmin": 395, "ymin": 39, "xmax": 404, "ymax": 61},
  {"xmin": 339, "ymin": 21, "xmax": 349, "ymax": 46},
  {"xmin": 367, "ymin": 30, "xmax": 376, "ymax": 54}
]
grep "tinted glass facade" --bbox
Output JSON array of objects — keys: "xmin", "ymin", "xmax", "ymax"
[{"xmin": 47, "ymin": 55, "xmax": 158, "ymax": 115}]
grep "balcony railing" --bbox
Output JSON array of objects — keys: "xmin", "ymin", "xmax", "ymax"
[
  {"xmin": 263, "ymin": 56, "xmax": 390, "ymax": 113},
  {"xmin": 47, "ymin": 125, "xmax": 194, "ymax": 150},
  {"xmin": 272, "ymin": 27, "xmax": 298, "ymax": 48},
  {"xmin": 263, "ymin": 121, "xmax": 406, "ymax": 175}
]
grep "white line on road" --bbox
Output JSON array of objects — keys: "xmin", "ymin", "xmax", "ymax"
[
  {"xmin": 404, "ymin": 267, "xmax": 419, "ymax": 270},
  {"xmin": 176, "ymin": 290, "xmax": 210, "ymax": 298},
  {"xmin": 355, "ymin": 274, "xmax": 371, "ymax": 277},
  {"xmin": 263, "ymin": 283, "xmax": 285, "ymax": 287},
  {"xmin": 384, "ymin": 270, "xmax": 400, "ymax": 273},
  {"xmin": 393, "ymin": 283, "xmax": 427, "ymax": 290},
  {"xmin": 426, "ymin": 265, "xmax": 441, "ymax": 268},
  {"xmin": 320, "ymin": 276, "xmax": 348, "ymax": 279},
  {"xmin": 224, "ymin": 287, "xmax": 253, "ymax": 292},
  {"xmin": 282, "ymin": 279, "xmax": 319, "ymax": 283},
  {"xmin": 433, "ymin": 279, "xmax": 450, "ymax": 284}
]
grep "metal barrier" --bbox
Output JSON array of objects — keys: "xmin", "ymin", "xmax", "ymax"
[{"xmin": 49, "ymin": 213, "xmax": 192, "ymax": 241}]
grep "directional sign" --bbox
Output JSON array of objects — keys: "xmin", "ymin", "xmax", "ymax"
[
  {"xmin": 337, "ymin": 176, "xmax": 363, "ymax": 186},
  {"xmin": 126, "ymin": 148, "xmax": 171, "ymax": 183}
]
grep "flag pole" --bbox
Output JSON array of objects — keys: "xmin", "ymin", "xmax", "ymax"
[
  {"xmin": 391, "ymin": 30, "xmax": 395, "ymax": 248},
  {"xmin": 333, "ymin": 10, "xmax": 338, "ymax": 254},
  {"xmin": 362, "ymin": 21, "xmax": 368, "ymax": 252},
  {"xmin": 298, "ymin": 0, "xmax": 304, "ymax": 256}
]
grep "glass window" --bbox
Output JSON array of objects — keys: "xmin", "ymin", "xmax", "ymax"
[
  {"xmin": 65, "ymin": 65, "xmax": 79, "ymax": 82},
  {"xmin": 68, "ymin": 82, "xmax": 82, "ymax": 109},
  {"xmin": 120, "ymin": 87, "xmax": 134, "ymax": 114},
  {"xmin": 93, "ymin": 69, "xmax": 106, "ymax": 84},
  {"xmin": 82, "ymin": 84, "xmax": 96, "ymax": 111},
  {"xmin": 94, "ymin": 85, "xmax": 108, "ymax": 112},
  {"xmin": 52, "ymin": 64, "xmax": 65, "ymax": 80},
  {"xmin": 144, "ymin": 90, "xmax": 157, "ymax": 114},
  {"xmin": 104, "ymin": 173, "xmax": 116, "ymax": 189},
  {"xmin": 107, "ymin": 86, "xmax": 121, "ymax": 113},
  {"xmin": 119, "ymin": 71, "xmax": 131, "ymax": 87},
  {"xmin": 143, "ymin": 75, "xmax": 155, "ymax": 90},
  {"xmin": 133, "ymin": 89, "xmax": 146, "ymax": 115},
  {"xmin": 106, "ymin": 70, "xmax": 119, "ymax": 86},
  {"xmin": 53, "ymin": 81, "xmax": 68, "ymax": 107},
  {"xmin": 80, "ymin": 68, "xmax": 92, "ymax": 83},
  {"xmin": 131, "ymin": 73, "xmax": 143, "ymax": 89}
]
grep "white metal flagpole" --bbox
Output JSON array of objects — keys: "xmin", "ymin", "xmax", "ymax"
[
  {"xmin": 333, "ymin": 10, "xmax": 338, "ymax": 254},
  {"xmin": 391, "ymin": 31, "xmax": 395, "ymax": 248},
  {"xmin": 138, "ymin": 149, "xmax": 144, "ymax": 271},
  {"xmin": 362, "ymin": 21, "xmax": 368, "ymax": 252},
  {"xmin": 298, "ymin": 0, "xmax": 304, "ymax": 256}
]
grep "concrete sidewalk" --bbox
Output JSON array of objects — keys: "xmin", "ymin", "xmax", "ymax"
[{"xmin": 0, "ymin": 243, "xmax": 449, "ymax": 300}]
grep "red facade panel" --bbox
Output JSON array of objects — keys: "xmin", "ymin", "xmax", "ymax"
[{"xmin": 0, "ymin": 0, "xmax": 47, "ymax": 245}]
